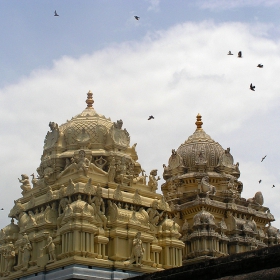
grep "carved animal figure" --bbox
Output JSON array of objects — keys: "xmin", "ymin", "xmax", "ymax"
[
  {"xmin": 247, "ymin": 191, "xmax": 264, "ymax": 206},
  {"xmin": 124, "ymin": 232, "xmax": 145, "ymax": 267},
  {"xmin": 30, "ymin": 173, "xmax": 38, "ymax": 188},
  {"xmin": 201, "ymin": 176, "xmax": 216, "ymax": 195}
]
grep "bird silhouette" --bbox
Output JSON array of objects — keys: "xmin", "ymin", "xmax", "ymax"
[
  {"xmin": 272, "ymin": 185, "xmax": 275, "ymax": 188},
  {"xmin": 261, "ymin": 155, "xmax": 267, "ymax": 162},
  {"xmin": 259, "ymin": 180, "xmax": 262, "ymax": 184},
  {"xmin": 0, "ymin": 208, "xmax": 3, "ymax": 210},
  {"xmin": 250, "ymin": 83, "xmax": 255, "ymax": 91},
  {"xmin": 227, "ymin": 51, "xmax": 233, "ymax": 55},
  {"xmin": 134, "ymin": 16, "xmax": 140, "ymax": 20},
  {"xmin": 54, "ymin": 10, "xmax": 59, "ymax": 16},
  {"xmin": 257, "ymin": 64, "xmax": 263, "ymax": 68},
  {"xmin": 238, "ymin": 51, "xmax": 242, "ymax": 58},
  {"xmin": 148, "ymin": 115, "xmax": 154, "ymax": 120}
]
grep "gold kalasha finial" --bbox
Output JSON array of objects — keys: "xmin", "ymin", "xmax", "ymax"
[
  {"xmin": 86, "ymin": 90, "xmax": 94, "ymax": 109},
  {"xmin": 195, "ymin": 113, "xmax": 203, "ymax": 130}
]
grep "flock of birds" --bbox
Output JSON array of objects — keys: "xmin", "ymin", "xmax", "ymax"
[
  {"xmin": 227, "ymin": 50, "xmax": 263, "ymax": 91},
  {"xmin": 53, "ymin": 10, "xmax": 275, "ymax": 186},
  {"xmin": 226, "ymin": 51, "xmax": 275, "ymax": 189},
  {"xmin": 258, "ymin": 155, "xmax": 275, "ymax": 188}
]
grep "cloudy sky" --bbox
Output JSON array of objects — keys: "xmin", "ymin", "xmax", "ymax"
[{"xmin": 1, "ymin": 0, "xmax": 280, "ymax": 230}]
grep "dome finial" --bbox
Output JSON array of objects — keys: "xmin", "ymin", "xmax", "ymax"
[
  {"xmin": 86, "ymin": 90, "xmax": 94, "ymax": 109},
  {"xmin": 195, "ymin": 113, "xmax": 203, "ymax": 130}
]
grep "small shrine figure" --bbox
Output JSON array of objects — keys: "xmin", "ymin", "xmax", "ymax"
[
  {"xmin": 181, "ymin": 219, "xmax": 189, "ymax": 233},
  {"xmin": 148, "ymin": 169, "xmax": 161, "ymax": 191},
  {"xmin": 18, "ymin": 174, "xmax": 31, "ymax": 194},
  {"xmin": 90, "ymin": 185, "xmax": 107, "ymax": 229},
  {"xmin": 21, "ymin": 233, "xmax": 32, "ymax": 271},
  {"xmin": 124, "ymin": 232, "xmax": 145, "ymax": 267},
  {"xmin": 42, "ymin": 232, "xmax": 56, "ymax": 263}
]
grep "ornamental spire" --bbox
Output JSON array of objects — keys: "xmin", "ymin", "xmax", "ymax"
[
  {"xmin": 195, "ymin": 113, "xmax": 203, "ymax": 130},
  {"xmin": 85, "ymin": 90, "xmax": 94, "ymax": 109}
]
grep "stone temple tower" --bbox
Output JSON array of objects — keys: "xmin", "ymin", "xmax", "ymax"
[
  {"xmin": 161, "ymin": 114, "xmax": 279, "ymax": 264},
  {"xmin": 0, "ymin": 92, "xmax": 184, "ymax": 279}
]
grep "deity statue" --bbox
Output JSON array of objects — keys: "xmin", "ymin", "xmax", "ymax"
[
  {"xmin": 3, "ymin": 242, "xmax": 16, "ymax": 276},
  {"xmin": 21, "ymin": 233, "xmax": 32, "ymax": 271},
  {"xmin": 108, "ymin": 157, "xmax": 116, "ymax": 182},
  {"xmin": 74, "ymin": 150, "xmax": 91, "ymax": 176},
  {"xmin": 148, "ymin": 169, "xmax": 160, "ymax": 192},
  {"xmin": 147, "ymin": 200, "xmax": 164, "ymax": 227},
  {"xmin": 42, "ymin": 232, "xmax": 56, "ymax": 263},
  {"xmin": 18, "ymin": 174, "xmax": 31, "ymax": 194},
  {"xmin": 116, "ymin": 157, "xmax": 133, "ymax": 185},
  {"xmin": 89, "ymin": 185, "xmax": 107, "ymax": 229},
  {"xmin": 124, "ymin": 232, "xmax": 145, "ymax": 267}
]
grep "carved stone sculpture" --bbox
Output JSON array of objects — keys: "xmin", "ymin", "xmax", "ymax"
[
  {"xmin": 148, "ymin": 169, "xmax": 160, "ymax": 192},
  {"xmin": 247, "ymin": 191, "xmax": 264, "ymax": 206},
  {"xmin": 147, "ymin": 200, "xmax": 164, "ymax": 227},
  {"xmin": 75, "ymin": 150, "xmax": 91, "ymax": 176},
  {"xmin": 42, "ymin": 232, "xmax": 56, "ymax": 263},
  {"xmin": 18, "ymin": 174, "xmax": 31, "ymax": 195},
  {"xmin": 3, "ymin": 242, "xmax": 16, "ymax": 276},
  {"xmin": 168, "ymin": 149, "xmax": 183, "ymax": 169},
  {"xmin": 115, "ymin": 157, "xmax": 133, "ymax": 186},
  {"xmin": 201, "ymin": 176, "xmax": 216, "ymax": 195},
  {"xmin": 30, "ymin": 173, "xmax": 38, "ymax": 188},
  {"xmin": 108, "ymin": 157, "xmax": 116, "ymax": 182},
  {"xmin": 44, "ymin": 122, "xmax": 59, "ymax": 150},
  {"xmin": 21, "ymin": 233, "xmax": 32, "ymax": 271},
  {"xmin": 124, "ymin": 232, "xmax": 145, "ymax": 267},
  {"xmin": 89, "ymin": 185, "xmax": 107, "ymax": 229}
]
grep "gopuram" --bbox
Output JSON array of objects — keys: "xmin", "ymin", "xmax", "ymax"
[
  {"xmin": 0, "ymin": 91, "xmax": 184, "ymax": 279},
  {"xmin": 162, "ymin": 114, "xmax": 280, "ymax": 264}
]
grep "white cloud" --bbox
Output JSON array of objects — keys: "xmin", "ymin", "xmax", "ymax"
[
  {"xmin": 198, "ymin": 0, "xmax": 280, "ymax": 10},
  {"xmin": 147, "ymin": 0, "xmax": 160, "ymax": 12},
  {"xmin": 1, "ymin": 20, "xmax": 280, "ymax": 230}
]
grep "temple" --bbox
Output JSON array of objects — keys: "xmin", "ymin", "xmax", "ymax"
[
  {"xmin": 162, "ymin": 114, "xmax": 279, "ymax": 264},
  {"xmin": 0, "ymin": 92, "xmax": 278, "ymax": 279},
  {"xmin": 0, "ymin": 92, "xmax": 183, "ymax": 279}
]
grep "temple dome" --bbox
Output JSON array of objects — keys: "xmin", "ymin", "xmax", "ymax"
[
  {"xmin": 59, "ymin": 107, "xmax": 113, "ymax": 150},
  {"xmin": 43, "ymin": 91, "xmax": 130, "ymax": 153},
  {"xmin": 176, "ymin": 114, "xmax": 225, "ymax": 172}
]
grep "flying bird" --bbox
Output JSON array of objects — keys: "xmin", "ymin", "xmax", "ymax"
[
  {"xmin": 250, "ymin": 83, "xmax": 255, "ymax": 91},
  {"xmin": 0, "ymin": 208, "xmax": 3, "ymax": 210},
  {"xmin": 257, "ymin": 64, "xmax": 263, "ymax": 68},
  {"xmin": 261, "ymin": 155, "xmax": 267, "ymax": 162},
  {"xmin": 238, "ymin": 51, "xmax": 242, "ymax": 58},
  {"xmin": 148, "ymin": 115, "xmax": 154, "ymax": 120},
  {"xmin": 134, "ymin": 16, "xmax": 140, "ymax": 20},
  {"xmin": 54, "ymin": 10, "xmax": 59, "ymax": 16},
  {"xmin": 272, "ymin": 185, "xmax": 275, "ymax": 188},
  {"xmin": 227, "ymin": 51, "xmax": 233, "ymax": 55},
  {"xmin": 259, "ymin": 180, "xmax": 262, "ymax": 184}
]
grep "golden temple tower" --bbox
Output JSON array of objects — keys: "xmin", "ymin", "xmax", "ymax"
[
  {"xmin": 162, "ymin": 114, "xmax": 279, "ymax": 264},
  {"xmin": 0, "ymin": 92, "xmax": 184, "ymax": 279}
]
